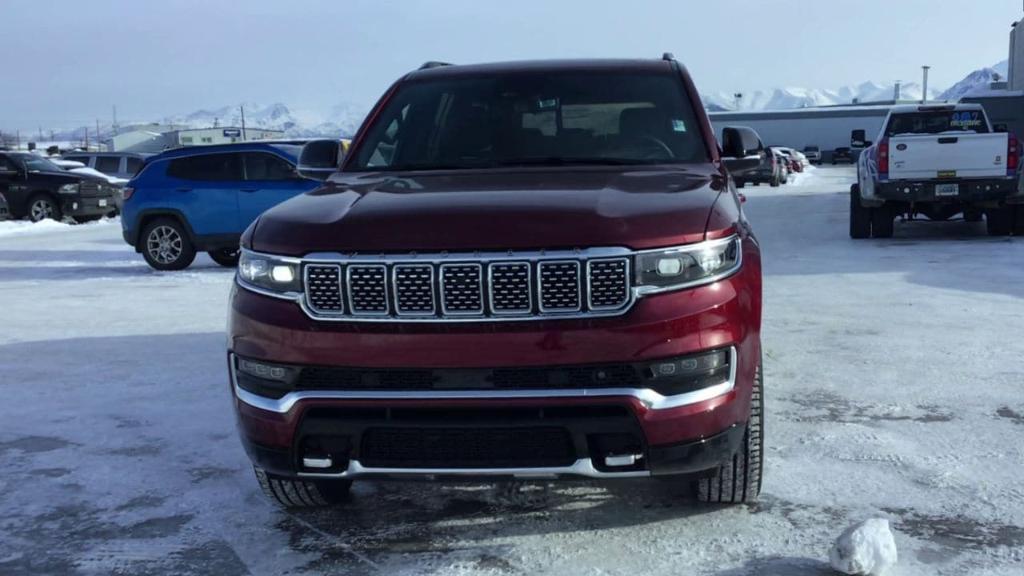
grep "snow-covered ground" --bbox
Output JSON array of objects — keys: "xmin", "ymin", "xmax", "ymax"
[{"xmin": 1, "ymin": 167, "xmax": 1023, "ymax": 575}]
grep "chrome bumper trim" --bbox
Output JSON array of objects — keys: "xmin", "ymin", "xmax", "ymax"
[
  {"xmin": 295, "ymin": 458, "xmax": 651, "ymax": 479},
  {"xmin": 229, "ymin": 347, "xmax": 737, "ymax": 414}
]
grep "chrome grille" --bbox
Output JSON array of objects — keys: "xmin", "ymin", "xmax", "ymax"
[
  {"xmin": 300, "ymin": 249, "xmax": 636, "ymax": 322},
  {"xmin": 78, "ymin": 181, "xmax": 101, "ymax": 197},
  {"xmin": 489, "ymin": 262, "xmax": 531, "ymax": 314},
  {"xmin": 347, "ymin": 265, "xmax": 389, "ymax": 315},
  {"xmin": 441, "ymin": 264, "xmax": 483, "ymax": 315},
  {"xmin": 538, "ymin": 261, "xmax": 581, "ymax": 312},
  {"xmin": 587, "ymin": 258, "xmax": 630, "ymax": 310},
  {"xmin": 393, "ymin": 265, "xmax": 435, "ymax": 316},
  {"xmin": 305, "ymin": 265, "xmax": 343, "ymax": 314}
]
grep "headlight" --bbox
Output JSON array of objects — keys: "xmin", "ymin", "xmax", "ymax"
[
  {"xmin": 635, "ymin": 236, "xmax": 741, "ymax": 295},
  {"xmin": 238, "ymin": 249, "xmax": 301, "ymax": 295},
  {"xmin": 58, "ymin": 183, "xmax": 79, "ymax": 194}
]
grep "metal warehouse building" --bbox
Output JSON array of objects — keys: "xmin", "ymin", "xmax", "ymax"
[
  {"xmin": 109, "ymin": 126, "xmax": 284, "ymax": 153},
  {"xmin": 708, "ymin": 105, "xmax": 894, "ymax": 159}
]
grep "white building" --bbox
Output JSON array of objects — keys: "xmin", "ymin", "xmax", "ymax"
[{"xmin": 110, "ymin": 126, "xmax": 284, "ymax": 153}]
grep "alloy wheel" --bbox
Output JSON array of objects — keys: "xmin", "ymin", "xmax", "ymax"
[
  {"xmin": 146, "ymin": 225, "xmax": 184, "ymax": 264},
  {"xmin": 30, "ymin": 199, "xmax": 56, "ymax": 222}
]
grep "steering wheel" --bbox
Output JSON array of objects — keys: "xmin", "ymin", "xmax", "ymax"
[{"xmin": 626, "ymin": 135, "xmax": 676, "ymax": 160}]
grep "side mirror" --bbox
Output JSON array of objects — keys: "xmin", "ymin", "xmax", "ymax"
[
  {"xmin": 994, "ymin": 123, "xmax": 1008, "ymax": 133},
  {"xmin": 721, "ymin": 126, "xmax": 764, "ymax": 175},
  {"xmin": 297, "ymin": 139, "xmax": 345, "ymax": 181}
]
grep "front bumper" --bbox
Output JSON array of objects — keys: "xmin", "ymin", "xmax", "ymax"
[
  {"xmin": 877, "ymin": 177, "xmax": 1019, "ymax": 203},
  {"xmin": 63, "ymin": 195, "xmax": 117, "ymax": 217}
]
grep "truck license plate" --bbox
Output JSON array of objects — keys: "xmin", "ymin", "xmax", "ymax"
[
  {"xmin": 935, "ymin": 183, "xmax": 959, "ymax": 197},
  {"xmin": 98, "ymin": 199, "xmax": 108, "ymax": 207}
]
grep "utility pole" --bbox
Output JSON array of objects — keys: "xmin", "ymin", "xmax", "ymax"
[
  {"xmin": 893, "ymin": 80, "xmax": 901, "ymax": 101},
  {"xmin": 733, "ymin": 93, "xmax": 743, "ymax": 111},
  {"xmin": 239, "ymin": 105, "xmax": 247, "ymax": 141},
  {"xmin": 96, "ymin": 119, "xmax": 101, "ymax": 150},
  {"xmin": 921, "ymin": 66, "xmax": 931, "ymax": 103},
  {"xmin": 112, "ymin": 105, "xmax": 119, "ymax": 135}
]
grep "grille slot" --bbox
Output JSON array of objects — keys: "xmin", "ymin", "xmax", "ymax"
[
  {"xmin": 347, "ymin": 265, "xmax": 389, "ymax": 315},
  {"xmin": 538, "ymin": 261, "xmax": 581, "ymax": 312},
  {"xmin": 587, "ymin": 258, "xmax": 630, "ymax": 310},
  {"xmin": 489, "ymin": 262, "xmax": 532, "ymax": 314},
  {"xmin": 393, "ymin": 265, "xmax": 435, "ymax": 316},
  {"xmin": 440, "ymin": 264, "xmax": 483, "ymax": 315},
  {"xmin": 304, "ymin": 265, "xmax": 344, "ymax": 314}
]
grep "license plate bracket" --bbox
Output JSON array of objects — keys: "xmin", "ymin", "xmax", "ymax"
[
  {"xmin": 98, "ymin": 199, "xmax": 108, "ymax": 207},
  {"xmin": 935, "ymin": 183, "xmax": 959, "ymax": 197}
]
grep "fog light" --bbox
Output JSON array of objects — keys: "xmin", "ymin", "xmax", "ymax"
[
  {"xmin": 237, "ymin": 358, "xmax": 298, "ymax": 384},
  {"xmin": 645, "ymin": 349, "xmax": 731, "ymax": 396}
]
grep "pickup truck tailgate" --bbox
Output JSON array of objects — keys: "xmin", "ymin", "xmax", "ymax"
[{"xmin": 889, "ymin": 133, "xmax": 1008, "ymax": 180}]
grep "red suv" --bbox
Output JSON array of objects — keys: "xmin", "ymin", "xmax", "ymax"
[{"xmin": 228, "ymin": 56, "xmax": 765, "ymax": 508}]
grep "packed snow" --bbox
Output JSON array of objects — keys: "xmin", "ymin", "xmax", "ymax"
[{"xmin": 0, "ymin": 166, "xmax": 1023, "ymax": 575}]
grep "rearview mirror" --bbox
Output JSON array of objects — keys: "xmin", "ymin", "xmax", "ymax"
[
  {"xmin": 297, "ymin": 139, "xmax": 345, "ymax": 181},
  {"xmin": 721, "ymin": 126, "xmax": 764, "ymax": 176}
]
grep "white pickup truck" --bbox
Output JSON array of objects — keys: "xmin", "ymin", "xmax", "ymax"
[{"xmin": 852, "ymin": 104, "xmax": 1023, "ymax": 238}]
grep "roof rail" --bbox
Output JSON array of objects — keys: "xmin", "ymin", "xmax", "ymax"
[
  {"xmin": 662, "ymin": 52, "xmax": 675, "ymax": 61},
  {"xmin": 419, "ymin": 61, "xmax": 453, "ymax": 70}
]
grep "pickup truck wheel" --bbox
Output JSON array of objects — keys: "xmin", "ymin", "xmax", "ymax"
[
  {"xmin": 769, "ymin": 176, "xmax": 779, "ymax": 187},
  {"xmin": 28, "ymin": 194, "xmax": 62, "ymax": 222},
  {"xmin": 849, "ymin": 184, "xmax": 872, "ymax": 239},
  {"xmin": 986, "ymin": 207, "xmax": 1013, "ymax": 236},
  {"xmin": 695, "ymin": 358, "xmax": 763, "ymax": 504},
  {"xmin": 871, "ymin": 205, "xmax": 895, "ymax": 238},
  {"xmin": 208, "ymin": 248, "xmax": 240, "ymax": 267},
  {"xmin": 254, "ymin": 467, "xmax": 352, "ymax": 508},
  {"xmin": 141, "ymin": 218, "xmax": 196, "ymax": 271}
]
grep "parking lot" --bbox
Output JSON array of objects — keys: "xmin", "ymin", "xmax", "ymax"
[{"xmin": 0, "ymin": 166, "xmax": 1021, "ymax": 575}]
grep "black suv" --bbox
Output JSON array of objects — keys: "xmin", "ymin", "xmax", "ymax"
[{"xmin": 0, "ymin": 152, "xmax": 118, "ymax": 222}]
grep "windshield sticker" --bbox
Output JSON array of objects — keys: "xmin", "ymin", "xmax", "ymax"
[
  {"xmin": 950, "ymin": 111, "xmax": 983, "ymax": 129},
  {"xmin": 671, "ymin": 119, "xmax": 687, "ymax": 132}
]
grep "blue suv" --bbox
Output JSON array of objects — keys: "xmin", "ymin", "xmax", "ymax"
[{"xmin": 122, "ymin": 143, "xmax": 319, "ymax": 270}]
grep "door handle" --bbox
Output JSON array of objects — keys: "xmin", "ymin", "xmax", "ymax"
[
  {"xmin": 175, "ymin": 187, "xmax": 192, "ymax": 192},
  {"xmin": 937, "ymin": 137, "xmax": 958, "ymax": 144},
  {"xmin": 240, "ymin": 188, "xmax": 259, "ymax": 193}
]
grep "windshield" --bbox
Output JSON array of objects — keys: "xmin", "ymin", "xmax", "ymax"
[
  {"xmin": 348, "ymin": 72, "xmax": 709, "ymax": 172},
  {"xmin": 17, "ymin": 154, "xmax": 65, "ymax": 172},
  {"xmin": 885, "ymin": 110, "xmax": 990, "ymax": 137}
]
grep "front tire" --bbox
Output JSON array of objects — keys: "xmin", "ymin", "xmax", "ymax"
[
  {"xmin": 849, "ymin": 184, "xmax": 872, "ymax": 239},
  {"xmin": 208, "ymin": 248, "xmax": 240, "ymax": 267},
  {"xmin": 254, "ymin": 467, "xmax": 352, "ymax": 508},
  {"xmin": 695, "ymin": 358, "xmax": 763, "ymax": 504},
  {"xmin": 141, "ymin": 218, "xmax": 196, "ymax": 271},
  {"xmin": 27, "ymin": 194, "xmax": 62, "ymax": 222}
]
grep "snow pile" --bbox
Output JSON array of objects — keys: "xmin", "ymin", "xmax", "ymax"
[
  {"xmin": 0, "ymin": 217, "xmax": 119, "ymax": 239},
  {"xmin": 829, "ymin": 518, "xmax": 898, "ymax": 576}
]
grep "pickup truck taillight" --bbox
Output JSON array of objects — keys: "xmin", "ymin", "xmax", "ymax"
[
  {"xmin": 1008, "ymin": 133, "xmax": 1019, "ymax": 175},
  {"xmin": 123, "ymin": 187, "xmax": 134, "ymax": 201},
  {"xmin": 877, "ymin": 139, "xmax": 889, "ymax": 177}
]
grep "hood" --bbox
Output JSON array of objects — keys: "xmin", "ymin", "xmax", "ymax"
[
  {"xmin": 28, "ymin": 169, "xmax": 107, "ymax": 184},
  {"xmin": 253, "ymin": 166, "xmax": 727, "ymax": 256}
]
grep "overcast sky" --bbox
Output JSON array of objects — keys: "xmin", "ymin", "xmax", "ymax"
[{"xmin": 3, "ymin": 0, "xmax": 1021, "ymax": 131}]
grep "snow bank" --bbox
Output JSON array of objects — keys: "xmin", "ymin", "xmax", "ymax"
[
  {"xmin": 0, "ymin": 217, "xmax": 119, "ymax": 239},
  {"xmin": 829, "ymin": 518, "xmax": 898, "ymax": 575}
]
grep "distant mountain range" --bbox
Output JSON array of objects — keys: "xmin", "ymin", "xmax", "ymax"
[{"xmin": 18, "ymin": 60, "xmax": 1013, "ymax": 146}]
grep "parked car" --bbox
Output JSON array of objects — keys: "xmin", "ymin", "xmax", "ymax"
[
  {"xmin": 0, "ymin": 151, "xmax": 118, "ymax": 222},
  {"xmin": 803, "ymin": 146, "xmax": 822, "ymax": 164},
  {"xmin": 774, "ymin": 147, "xmax": 803, "ymax": 173},
  {"xmin": 774, "ymin": 149, "xmax": 790, "ymax": 183},
  {"xmin": 121, "ymin": 142, "xmax": 321, "ymax": 270},
  {"xmin": 832, "ymin": 147, "xmax": 854, "ymax": 164},
  {"xmin": 63, "ymin": 152, "xmax": 150, "ymax": 180},
  {"xmin": 852, "ymin": 103, "xmax": 1023, "ymax": 238},
  {"xmin": 228, "ymin": 57, "xmax": 765, "ymax": 509},
  {"xmin": 736, "ymin": 143, "xmax": 782, "ymax": 187},
  {"xmin": 0, "ymin": 192, "xmax": 9, "ymax": 221}
]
